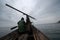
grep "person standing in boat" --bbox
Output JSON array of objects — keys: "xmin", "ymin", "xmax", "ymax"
[
  {"xmin": 17, "ymin": 17, "xmax": 26, "ymax": 34},
  {"xmin": 26, "ymin": 15, "xmax": 32, "ymax": 34}
]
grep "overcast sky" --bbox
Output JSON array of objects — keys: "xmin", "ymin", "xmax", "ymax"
[{"xmin": 0, "ymin": 0, "xmax": 60, "ymax": 27}]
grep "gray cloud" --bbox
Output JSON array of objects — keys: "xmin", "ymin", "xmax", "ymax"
[
  {"xmin": 31, "ymin": 0, "xmax": 60, "ymax": 24},
  {"xmin": 0, "ymin": 0, "xmax": 60, "ymax": 27}
]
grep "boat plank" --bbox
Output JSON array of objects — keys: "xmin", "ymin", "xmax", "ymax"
[{"xmin": 32, "ymin": 25, "xmax": 49, "ymax": 40}]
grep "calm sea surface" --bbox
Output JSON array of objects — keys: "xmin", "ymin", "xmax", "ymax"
[
  {"xmin": 0, "ymin": 23, "xmax": 60, "ymax": 40},
  {"xmin": 35, "ymin": 23, "xmax": 60, "ymax": 40}
]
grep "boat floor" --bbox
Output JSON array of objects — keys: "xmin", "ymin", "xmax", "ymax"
[{"xmin": 0, "ymin": 29, "xmax": 35, "ymax": 40}]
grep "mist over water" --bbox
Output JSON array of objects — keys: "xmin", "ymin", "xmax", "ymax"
[
  {"xmin": 35, "ymin": 23, "xmax": 60, "ymax": 40},
  {"xmin": 0, "ymin": 23, "xmax": 60, "ymax": 40}
]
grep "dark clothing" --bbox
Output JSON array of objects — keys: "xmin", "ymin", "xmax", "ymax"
[
  {"xmin": 18, "ymin": 20, "xmax": 26, "ymax": 33},
  {"xmin": 26, "ymin": 15, "xmax": 30, "ymax": 24}
]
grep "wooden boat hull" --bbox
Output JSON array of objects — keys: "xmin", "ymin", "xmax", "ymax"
[
  {"xmin": 0, "ymin": 26, "xmax": 49, "ymax": 40},
  {"xmin": 32, "ymin": 26, "xmax": 49, "ymax": 40}
]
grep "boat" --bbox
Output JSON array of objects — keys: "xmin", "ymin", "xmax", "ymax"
[
  {"xmin": 0, "ymin": 25, "xmax": 49, "ymax": 40},
  {"xmin": 0, "ymin": 4, "xmax": 49, "ymax": 40}
]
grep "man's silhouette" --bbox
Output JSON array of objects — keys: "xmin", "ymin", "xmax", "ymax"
[{"xmin": 17, "ymin": 17, "xmax": 26, "ymax": 33}]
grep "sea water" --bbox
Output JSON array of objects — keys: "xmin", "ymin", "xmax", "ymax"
[
  {"xmin": 0, "ymin": 27, "xmax": 17, "ymax": 38},
  {"xmin": 0, "ymin": 23, "xmax": 60, "ymax": 40},
  {"xmin": 35, "ymin": 23, "xmax": 60, "ymax": 40}
]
